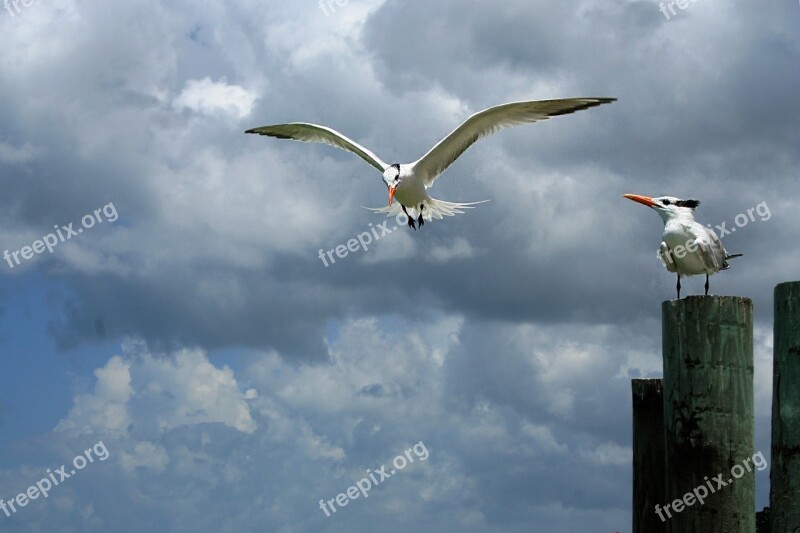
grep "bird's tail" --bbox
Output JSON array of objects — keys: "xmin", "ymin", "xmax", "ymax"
[
  {"xmin": 363, "ymin": 197, "xmax": 490, "ymax": 221},
  {"xmin": 722, "ymin": 253, "xmax": 743, "ymax": 270}
]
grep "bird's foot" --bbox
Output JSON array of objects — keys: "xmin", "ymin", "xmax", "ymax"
[
  {"xmin": 401, "ymin": 205, "xmax": 416, "ymax": 230},
  {"xmin": 417, "ymin": 214, "xmax": 424, "ymax": 227}
]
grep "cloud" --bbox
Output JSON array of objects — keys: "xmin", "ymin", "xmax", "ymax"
[
  {"xmin": 427, "ymin": 237, "xmax": 476, "ymax": 263},
  {"xmin": 54, "ymin": 355, "xmax": 133, "ymax": 436},
  {"xmin": 6, "ymin": 0, "xmax": 792, "ymax": 360},
  {"xmin": 55, "ymin": 340, "xmax": 256, "ymax": 436},
  {"xmin": 16, "ymin": 317, "xmax": 634, "ymax": 530},
  {"xmin": 0, "ymin": 0, "xmax": 792, "ymax": 529},
  {"xmin": 0, "ymin": 142, "xmax": 41, "ymax": 164},
  {"xmin": 119, "ymin": 441, "xmax": 169, "ymax": 473},
  {"xmin": 172, "ymin": 77, "xmax": 257, "ymax": 119}
]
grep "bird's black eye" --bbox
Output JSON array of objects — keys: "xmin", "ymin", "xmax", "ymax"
[{"xmin": 662, "ymin": 199, "xmax": 671, "ymax": 205}]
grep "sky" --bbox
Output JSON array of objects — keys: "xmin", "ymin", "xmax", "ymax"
[{"xmin": 0, "ymin": 0, "xmax": 798, "ymax": 531}]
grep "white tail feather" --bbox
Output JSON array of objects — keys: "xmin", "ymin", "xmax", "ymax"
[{"xmin": 362, "ymin": 197, "xmax": 489, "ymax": 221}]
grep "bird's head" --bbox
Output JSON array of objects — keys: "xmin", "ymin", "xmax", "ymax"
[
  {"xmin": 623, "ymin": 194, "xmax": 700, "ymax": 222},
  {"xmin": 382, "ymin": 164, "xmax": 401, "ymax": 206}
]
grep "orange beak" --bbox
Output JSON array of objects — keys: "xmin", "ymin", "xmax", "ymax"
[
  {"xmin": 623, "ymin": 193, "xmax": 655, "ymax": 208},
  {"xmin": 388, "ymin": 186, "xmax": 396, "ymax": 206}
]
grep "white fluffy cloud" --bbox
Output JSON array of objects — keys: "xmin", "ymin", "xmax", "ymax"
[
  {"xmin": 55, "ymin": 341, "xmax": 256, "ymax": 436},
  {"xmin": 173, "ymin": 77, "xmax": 257, "ymax": 119},
  {"xmin": 1, "ymin": 316, "xmax": 642, "ymax": 531}
]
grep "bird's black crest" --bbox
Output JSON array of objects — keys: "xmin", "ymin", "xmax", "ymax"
[{"xmin": 676, "ymin": 199, "xmax": 700, "ymax": 209}]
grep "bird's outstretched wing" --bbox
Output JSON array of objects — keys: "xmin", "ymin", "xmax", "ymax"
[
  {"xmin": 411, "ymin": 98, "xmax": 616, "ymax": 187},
  {"xmin": 245, "ymin": 123, "xmax": 389, "ymax": 173}
]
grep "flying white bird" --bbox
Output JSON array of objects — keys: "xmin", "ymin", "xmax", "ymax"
[
  {"xmin": 623, "ymin": 194, "xmax": 742, "ymax": 299},
  {"xmin": 246, "ymin": 98, "xmax": 616, "ymax": 229}
]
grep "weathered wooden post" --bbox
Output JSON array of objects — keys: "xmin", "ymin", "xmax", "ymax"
[
  {"xmin": 632, "ymin": 378, "xmax": 665, "ymax": 533},
  {"xmin": 770, "ymin": 281, "xmax": 800, "ymax": 533},
  {"xmin": 662, "ymin": 296, "xmax": 754, "ymax": 532},
  {"xmin": 757, "ymin": 506, "xmax": 771, "ymax": 533}
]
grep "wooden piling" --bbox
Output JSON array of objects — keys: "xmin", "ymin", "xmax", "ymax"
[
  {"xmin": 662, "ymin": 295, "xmax": 755, "ymax": 533},
  {"xmin": 632, "ymin": 378, "xmax": 666, "ymax": 533},
  {"xmin": 770, "ymin": 281, "xmax": 800, "ymax": 533},
  {"xmin": 756, "ymin": 506, "xmax": 770, "ymax": 533}
]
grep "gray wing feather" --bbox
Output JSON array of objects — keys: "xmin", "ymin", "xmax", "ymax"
[
  {"xmin": 659, "ymin": 242, "xmax": 678, "ymax": 273},
  {"xmin": 411, "ymin": 98, "xmax": 616, "ymax": 186},
  {"xmin": 245, "ymin": 123, "xmax": 388, "ymax": 173},
  {"xmin": 694, "ymin": 228, "xmax": 727, "ymax": 272}
]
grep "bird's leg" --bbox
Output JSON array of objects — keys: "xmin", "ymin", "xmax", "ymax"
[
  {"xmin": 676, "ymin": 274, "xmax": 681, "ymax": 299},
  {"xmin": 401, "ymin": 205, "xmax": 416, "ymax": 230},
  {"xmin": 705, "ymin": 274, "xmax": 709, "ymax": 296},
  {"xmin": 417, "ymin": 204, "xmax": 424, "ymax": 228}
]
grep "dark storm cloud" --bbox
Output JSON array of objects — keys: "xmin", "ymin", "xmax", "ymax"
[{"xmin": 9, "ymin": 0, "xmax": 792, "ymax": 359}]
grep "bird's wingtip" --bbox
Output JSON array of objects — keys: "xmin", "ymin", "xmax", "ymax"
[{"xmin": 582, "ymin": 97, "xmax": 617, "ymax": 104}]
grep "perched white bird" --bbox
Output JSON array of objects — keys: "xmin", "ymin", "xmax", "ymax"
[
  {"xmin": 623, "ymin": 194, "xmax": 742, "ymax": 298},
  {"xmin": 246, "ymin": 98, "xmax": 616, "ymax": 229}
]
